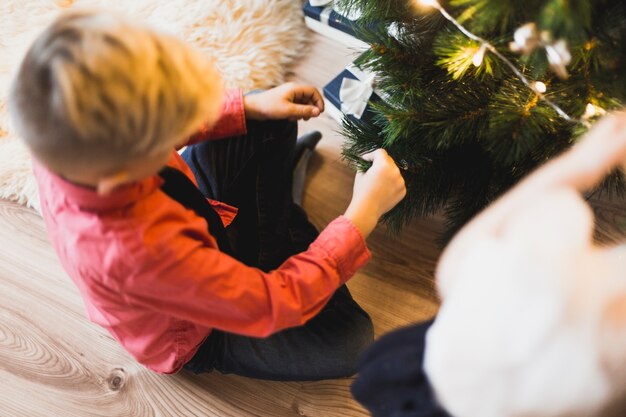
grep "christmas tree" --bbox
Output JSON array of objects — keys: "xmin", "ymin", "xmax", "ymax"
[{"xmin": 339, "ymin": 0, "xmax": 626, "ymax": 239}]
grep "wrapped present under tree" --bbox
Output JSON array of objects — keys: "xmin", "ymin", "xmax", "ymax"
[
  {"xmin": 323, "ymin": 60, "xmax": 384, "ymax": 124},
  {"xmin": 304, "ymin": 0, "xmax": 369, "ymax": 49}
]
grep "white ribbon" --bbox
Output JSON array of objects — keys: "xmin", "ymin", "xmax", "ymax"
[
  {"xmin": 309, "ymin": 0, "xmax": 362, "ymax": 21},
  {"xmin": 311, "ymin": 0, "xmax": 399, "ymax": 39},
  {"xmin": 320, "ymin": 5, "xmax": 333, "ymax": 25},
  {"xmin": 309, "ymin": 0, "xmax": 332, "ymax": 6},
  {"xmin": 339, "ymin": 71, "xmax": 375, "ymax": 119}
]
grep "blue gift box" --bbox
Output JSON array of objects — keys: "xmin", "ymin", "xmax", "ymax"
[
  {"xmin": 323, "ymin": 62, "xmax": 384, "ymax": 124},
  {"xmin": 303, "ymin": 1, "xmax": 369, "ymax": 50}
]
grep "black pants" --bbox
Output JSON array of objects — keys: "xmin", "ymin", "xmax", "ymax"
[
  {"xmin": 181, "ymin": 119, "xmax": 374, "ymax": 381},
  {"xmin": 352, "ymin": 320, "xmax": 452, "ymax": 417}
]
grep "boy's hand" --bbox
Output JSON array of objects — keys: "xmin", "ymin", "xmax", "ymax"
[
  {"xmin": 344, "ymin": 149, "xmax": 407, "ymax": 238},
  {"xmin": 244, "ymin": 83, "xmax": 324, "ymax": 121}
]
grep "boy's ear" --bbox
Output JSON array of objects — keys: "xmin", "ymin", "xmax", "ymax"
[{"xmin": 97, "ymin": 172, "xmax": 130, "ymax": 195}]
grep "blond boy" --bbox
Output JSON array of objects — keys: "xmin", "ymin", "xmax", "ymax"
[{"xmin": 9, "ymin": 10, "xmax": 406, "ymax": 379}]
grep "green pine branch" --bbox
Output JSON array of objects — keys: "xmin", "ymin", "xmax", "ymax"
[{"xmin": 338, "ymin": 0, "xmax": 626, "ymax": 238}]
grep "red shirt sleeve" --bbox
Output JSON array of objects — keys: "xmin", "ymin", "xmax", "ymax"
[
  {"xmin": 122, "ymin": 216, "xmax": 371, "ymax": 337},
  {"xmin": 184, "ymin": 89, "xmax": 247, "ymax": 146}
]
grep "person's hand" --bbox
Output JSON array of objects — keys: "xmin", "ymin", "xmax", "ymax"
[
  {"xmin": 243, "ymin": 82, "xmax": 324, "ymax": 122},
  {"xmin": 344, "ymin": 149, "xmax": 407, "ymax": 238}
]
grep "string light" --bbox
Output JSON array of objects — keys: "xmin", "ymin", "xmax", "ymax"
[
  {"xmin": 472, "ymin": 43, "xmax": 488, "ymax": 67},
  {"xmin": 533, "ymin": 81, "xmax": 547, "ymax": 94},
  {"xmin": 418, "ymin": 0, "xmax": 440, "ymax": 8},
  {"xmin": 413, "ymin": 0, "xmax": 591, "ymax": 127},
  {"xmin": 582, "ymin": 103, "xmax": 606, "ymax": 120}
]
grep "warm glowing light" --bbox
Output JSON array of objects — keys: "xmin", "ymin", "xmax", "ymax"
[
  {"xmin": 472, "ymin": 44, "xmax": 487, "ymax": 67},
  {"xmin": 417, "ymin": 0, "xmax": 439, "ymax": 8},
  {"xmin": 582, "ymin": 103, "xmax": 605, "ymax": 120},
  {"xmin": 584, "ymin": 103, "xmax": 597, "ymax": 118},
  {"xmin": 534, "ymin": 81, "xmax": 547, "ymax": 94},
  {"xmin": 409, "ymin": 0, "xmax": 584, "ymax": 125}
]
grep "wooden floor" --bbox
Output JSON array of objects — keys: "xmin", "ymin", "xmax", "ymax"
[{"xmin": 0, "ymin": 32, "xmax": 443, "ymax": 416}]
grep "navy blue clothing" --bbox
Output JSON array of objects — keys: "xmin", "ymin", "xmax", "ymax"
[
  {"xmin": 181, "ymin": 119, "xmax": 374, "ymax": 380},
  {"xmin": 352, "ymin": 320, "xmax": 452, "ymax": 417}
]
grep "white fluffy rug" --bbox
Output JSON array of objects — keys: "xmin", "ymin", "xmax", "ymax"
[{"xmin": 0, "ymin": 0, "xmax": 308, "ymax": 211}]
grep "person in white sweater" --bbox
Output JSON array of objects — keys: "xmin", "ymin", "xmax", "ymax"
[
  {"xmin": 426, "ymin": 111, "xmax": 626, "ymax": 417},
  {"xmin": 352, "ymin": 112, "xmax": 626, "ymax": 417}
]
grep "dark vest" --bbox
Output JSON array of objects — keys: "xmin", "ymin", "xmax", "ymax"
[{"xmin": 159, "ymin": 166, "xmax": 234, "ymax": 256}]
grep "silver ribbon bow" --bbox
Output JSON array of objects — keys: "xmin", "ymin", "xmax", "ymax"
[{"xmin": 339, "ymin": 65, "xmax": 376, "ymax": 119}]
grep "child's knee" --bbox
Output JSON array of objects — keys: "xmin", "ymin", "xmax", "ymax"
[
  {"xmin": 347, "ymin": 313, "xmax": 375, "ymax": 358},
  {"xmin": 358, "ymin": 315, "xmax": 375, "ymax": 347}
]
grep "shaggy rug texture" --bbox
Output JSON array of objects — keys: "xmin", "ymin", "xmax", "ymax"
[{"xmin": 0, "ymin": 0, "xmax": 308, "ymax": 211}]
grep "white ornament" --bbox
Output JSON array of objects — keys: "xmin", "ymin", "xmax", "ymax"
[
  {"xmin": 546, "ymin": 39, "xmax": 572, "ymax": 79},
  {"xmin": 509, "ymin": 23, "xmax": 540, "ymax": 55},
  {"xmin": 510, "ymin": 23, "xmax": 572, "ymax": 80}
]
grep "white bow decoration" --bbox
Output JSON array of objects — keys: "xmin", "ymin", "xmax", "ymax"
[{"xmin": 339, "ymin": 73, "xmax": 375, "ymax": 119}]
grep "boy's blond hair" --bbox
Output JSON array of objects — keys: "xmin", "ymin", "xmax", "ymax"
[{"xmin": 9, "ymin": 10, "xmax": 223, "ymax": 177}]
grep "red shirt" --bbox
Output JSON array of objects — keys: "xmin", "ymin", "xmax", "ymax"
[{"xmin": 34, "ymin": 90, "xmax": 371, "ymax": 374}]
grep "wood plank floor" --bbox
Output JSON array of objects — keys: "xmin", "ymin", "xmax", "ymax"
[{"xmin": 0, "ymin": 30, "xmax": 443, "ymax": 416}]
